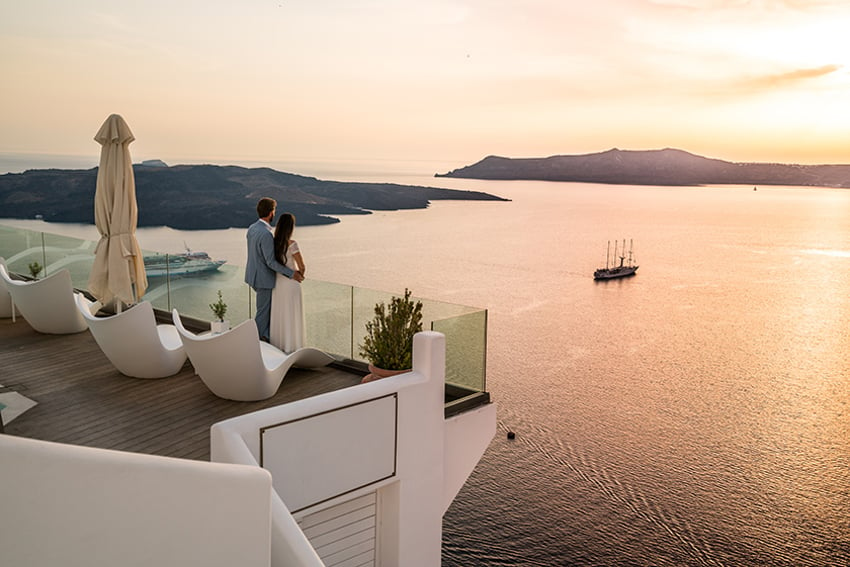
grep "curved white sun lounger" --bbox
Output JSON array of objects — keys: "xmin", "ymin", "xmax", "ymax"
[
  {"xmin": 172, "ymin": 309, "xmax": 333, "ymax": 401},
  {"xmin": 76, "ymin": 297, "xmax": 187, "ymax": 379},
  {"xmin": 0, "ymin": 265, "xmax": 87, "ymax": 334}
]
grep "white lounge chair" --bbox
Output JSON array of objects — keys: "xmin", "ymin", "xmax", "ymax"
[
  {"xmin": 0, "ymin": 265, "xmax": 87, "ymax": 334},
  {"xmin": 0, "ymin": 258, "xmax": 14, "ymax": 319},
  {"xmin": 76, "ymin": 297, "xmax": 187, "ymax": 379},
  {"xmin": 172, "ymin": 309, "xmax": 333, "ymax": 401}
]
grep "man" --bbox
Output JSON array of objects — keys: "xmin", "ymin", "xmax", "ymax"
[{"xmin": 245, "ymin": 197, "xmax": 304, "ymax": 341}]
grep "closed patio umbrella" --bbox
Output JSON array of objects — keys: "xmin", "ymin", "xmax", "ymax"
[{"xmin": 88, "ymin": 114, "xmax": 148, "ymax": 307}]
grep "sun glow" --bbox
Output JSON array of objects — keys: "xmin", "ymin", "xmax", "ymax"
[
  {"xmin": 2, "ymin": 1, "xmax": 850, "ymax": 167},
  {"xmin": 742, "ymin": 18, "xmax": 848, "ymax": 70}
]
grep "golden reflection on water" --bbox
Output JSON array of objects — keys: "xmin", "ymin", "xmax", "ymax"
[{"xmin": 801, "ymin": 248, "xmax": 850, "ymax": 258}]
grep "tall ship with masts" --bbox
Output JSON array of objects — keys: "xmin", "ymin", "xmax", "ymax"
[{"xmin": 594, "ymin": 239, "xmax": 638, "ymax": 280}]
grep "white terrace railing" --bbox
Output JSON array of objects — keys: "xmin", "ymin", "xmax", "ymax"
[
  {"xmin": 210, "ymin": 331, "xmax": 497, "ymax": 567},
  {"xmin": 0, "ymin": 223, "xmax": 488, "ymax": 399},
  {"xmin": 0, "ymin": 331, "xmax": 497, "ymax": 567}
]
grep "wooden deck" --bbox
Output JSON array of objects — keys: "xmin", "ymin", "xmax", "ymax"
[{"xmin": 0, "ymin": 317, "xmax": 365, "ymax": 461}]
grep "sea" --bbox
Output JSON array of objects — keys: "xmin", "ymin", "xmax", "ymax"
[{"xmin": 3, "ymin": 155, "xmax": 849, "ymax": 566}]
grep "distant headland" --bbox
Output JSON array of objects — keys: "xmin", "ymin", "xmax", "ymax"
[
  {"xmin": 436, "ymin": 148, "xmax": 850, "ymax": 188},
  {"xmin": 0, "ymin": 163, "xmax": 508, "ymax": 230}
]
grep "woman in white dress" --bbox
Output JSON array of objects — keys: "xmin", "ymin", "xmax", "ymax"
[{"xmin": 270, "ymin": 213, "xmax": 306, "ymax": 353}]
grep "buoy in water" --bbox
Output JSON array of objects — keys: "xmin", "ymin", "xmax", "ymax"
[{"xmin": 507, "ymin": 431, "xmax": 516, "ymax": 440}]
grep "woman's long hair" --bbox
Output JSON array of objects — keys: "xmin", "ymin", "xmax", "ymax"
[{"xmin": 274, "ymin": 213, "xmax": 296, "ymax": 265}]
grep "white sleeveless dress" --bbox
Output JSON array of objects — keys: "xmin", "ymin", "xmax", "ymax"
[{"xmin": 270, "ymin": 240, "xmax": 305, "ymax": 353}]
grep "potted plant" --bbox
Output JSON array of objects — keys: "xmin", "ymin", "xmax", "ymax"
[
  {"xmin": 209, "ymin": 290, "xmax": 229, "ymax": 334},
  {"xmin": 359, "ymin": 288, "xmax": 423, "ymax": 383},
  {"xmin": 28, "ymin": 261, "xmax": 43, "ymax": 280}
]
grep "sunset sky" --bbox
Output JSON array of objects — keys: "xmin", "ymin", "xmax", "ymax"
[{"xmin": 2, "ymin": 0, "xmax": 849, "ymax": 171}]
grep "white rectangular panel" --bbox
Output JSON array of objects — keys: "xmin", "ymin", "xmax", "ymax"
[{"xmin": 261, "ymin": 394, "xmax": 397, "ymax": 512}]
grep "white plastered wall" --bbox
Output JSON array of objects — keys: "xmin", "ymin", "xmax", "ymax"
[{"xmin": 0, "ymin": 434, "xmax": 274, "ymax": 567}]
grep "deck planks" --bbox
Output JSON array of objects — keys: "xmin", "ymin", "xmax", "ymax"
[{"xmin": 0, "ymin": 316, "xmax": 364, "ymax": 461}]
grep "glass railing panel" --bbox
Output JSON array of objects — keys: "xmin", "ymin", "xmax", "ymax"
[
  {"xmin": 0, "ymin": 227, "xmax": 96, "ymax": 286},
  {"xmin": 142, "ymin": 257, "xmax": 252, "ymax": 325},
  {"xmin": 351, "ymin": 288, "xmax": 480, "ymax": 353},
  {"xmin": 432, "ymin": 310, "xmax": 487, "ymax": 393},
  {"xmin": 420, "ymin": 296, "xmax": 480, "ymax": 329},
  {"xmin": 302, "ymin": 279, "xmax": 354, "ymax": 360},
  {"xmin": 0, "ymin": 225, "xmax": 39, "ymax": 273},
  {"xmin": 40, "ymin": 232, "xmax": 97, "ymax": 288},
  {"xmin": 350, "ymin": 287, "xmax": 456, "ymax": 363},
  {"xmin": 1, "ymin": 223, "xmax": 489, "ymax": 396},
  {"xmin": 349, "ymin": 288, "xmax": 487, "ymax": 392},
  {"xmin": 0, "ymin": 224, "xmax": 21, "ymax": 254},
  {"xmin": 351, "ymin": 286, "xmax": 394, "ymax": 363},
  {"xmin": 0, "ymin": 226, "xmax": 36, "ymax": 274}
]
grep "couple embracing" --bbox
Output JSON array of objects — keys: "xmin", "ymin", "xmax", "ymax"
[{"xmin": 244, "ymin": 197, "xmax": 307, "ymax": 353}]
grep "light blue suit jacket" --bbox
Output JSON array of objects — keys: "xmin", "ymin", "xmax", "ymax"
[{"xmin": 244, "ymin": 219, "xmax": 294, "ymax": 290}]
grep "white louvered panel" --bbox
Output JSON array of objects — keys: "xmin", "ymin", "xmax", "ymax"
[
  {"xmin": 299, "ymin": 493, "xmax": 377, "ymax": 528},
  {"xmin": 301, "ymin": 500, "xmax": 376, "ymax": 539},
  {"xmin": 310, "ymin": 517, "xmax": 374, "ymax": 550},
  {"xmin": 320, "ymin": 534, "xmax": 376, "ymax": 567},
  {"xmin": 298, "ymin": 492, "xmax": 377, "ymax": 567}
]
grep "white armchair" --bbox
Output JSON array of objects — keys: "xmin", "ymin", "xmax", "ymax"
[
  {"xmin": 76, "ymin": 297, "xmax": 187, "ymax": 379},
  {"xmin": 0, "ymin": 265, "xmax": 87, "ymax": 334},
  {"xmin": 172, "ymin": 309, "xmax": 333, "ymax": 401}
]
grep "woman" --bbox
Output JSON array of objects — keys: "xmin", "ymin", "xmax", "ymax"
[{"xmin": 270, "ymin": 213, "xmax": 306, "ymax": 353}]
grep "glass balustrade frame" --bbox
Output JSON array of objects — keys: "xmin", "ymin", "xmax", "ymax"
[{"xmin": 0, "ymin": 223, "xmax": 488, "ymax": 395}]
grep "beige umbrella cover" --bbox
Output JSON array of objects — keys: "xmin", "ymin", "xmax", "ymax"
[{"xmin": 88, "ymin": 114, "xmax": 148, "ymax": 306}]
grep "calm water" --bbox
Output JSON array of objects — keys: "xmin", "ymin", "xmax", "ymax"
[
  {"xmin": 304, "ymin": 178, "xmax": 850, "ymax": 567},
  {"xmin": 5, "ymin": 169, "xmax": 850, "ymax": 565}
]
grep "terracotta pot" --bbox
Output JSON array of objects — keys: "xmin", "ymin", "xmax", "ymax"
[{"xmin": 361, "ymin": 363, "xmax": 410, "ymax": 383}]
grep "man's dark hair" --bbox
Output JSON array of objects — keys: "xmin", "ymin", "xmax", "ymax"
[{"xmin": 257, "ymin": 197, "xmax": 276, "ymax": 218}]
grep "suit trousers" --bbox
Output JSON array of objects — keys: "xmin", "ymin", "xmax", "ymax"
[{"xmin": 254, "ymin": 287, "xmax": 273, "ymax": 341}]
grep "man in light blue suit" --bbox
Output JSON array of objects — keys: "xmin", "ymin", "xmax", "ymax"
[{"xmin": 245, "ymin": 197, "xmax": 304, "ymax": 341}]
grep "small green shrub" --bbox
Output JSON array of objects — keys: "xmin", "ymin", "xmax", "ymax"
[
  {"xmin": 209, "ymin": 290, "xmax": 228, "ymax": 321},
  {"xmin": 359, "ymin": 288, "xmax": 423, "ymax": 371},
  {"xmin": 28, "ymin": 261, "xmax": 43, "ymax": 280}
]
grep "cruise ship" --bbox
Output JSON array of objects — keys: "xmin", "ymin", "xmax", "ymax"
[
  {"xmin": 0, "ymin": 225, "xmax": 496, "ymax": 567},
  {"xmin": 143, "ymin": 247, "xmax": 226, "ymax": 277}
]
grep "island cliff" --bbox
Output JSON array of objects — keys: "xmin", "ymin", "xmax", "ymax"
[
  {"xmin": 0, "ymin": 163, "xmax": 508, "ymax": 230},
  {"xmin": 437, "ymin": 148, "xmax": 850, "ymax": 188}
]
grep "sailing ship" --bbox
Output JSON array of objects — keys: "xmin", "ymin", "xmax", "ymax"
[
  {"xmin": 594, "ymin": 239, "xmax": 638, "ymax": 280},
  {"xmin": 143, "ymin": 244, "xmax": 226, "ymax": 277}
]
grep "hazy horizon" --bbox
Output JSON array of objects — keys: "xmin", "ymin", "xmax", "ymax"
[
  {"xmin": 3, "ymin": 1, "xmax": 850, "ymax": 169},
  {"xmin": 5, "ymin": 142, "xmax": 850, "ymax": 180}
]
